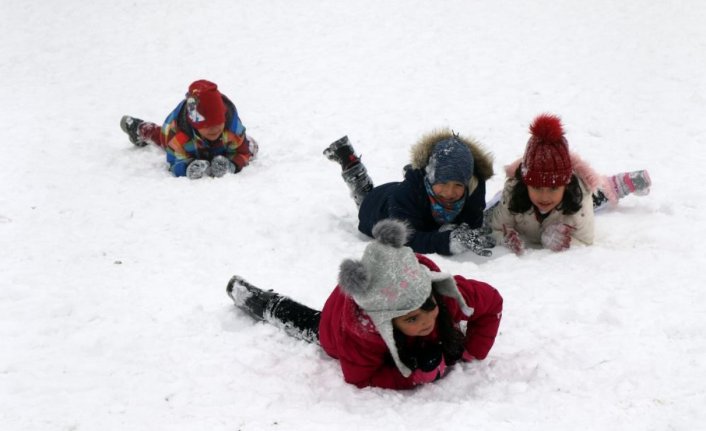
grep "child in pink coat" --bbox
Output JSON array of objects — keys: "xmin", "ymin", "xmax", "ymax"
[{"xmin": 227, "ymin": 219, "xmax": 503, "ymax": 389}]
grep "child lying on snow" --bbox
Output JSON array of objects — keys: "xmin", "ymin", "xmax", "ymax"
[
  {"xmin": 227, "ymin": 219, "xmax": 503, "ymax": 390},
  {"xmin": 485, "ymin": 113, "xmax": 651, "ymax": 254},
  {"xmin": 120, "ymin": 79, "xmax": 258, "ymax": 179},
  {"xmin": 323, "ymin": 132, "xmax": 496, "ymax": 257}
]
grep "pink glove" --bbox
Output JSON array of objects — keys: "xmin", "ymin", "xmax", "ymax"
[
  {"xmin": 541, "ymin": 223, "xmax": 575, "ymax": 252},
  {"xmin": 462, "ymin": 350, "xmax": 476, "ymax": 362},
  {"xmin": 411, "ymin": 356, "xmax": 447, "ymax": 385},
  {"xmin": 502, "ymin": 225, "xmax": 524, "ymax": 255}
]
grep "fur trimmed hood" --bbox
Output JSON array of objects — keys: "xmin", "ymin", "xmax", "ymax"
[{"xmin": 409, "ymin": 129, "xmax": 494, "ymax": 182}]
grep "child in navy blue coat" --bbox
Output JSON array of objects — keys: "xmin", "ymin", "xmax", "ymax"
[{"xmin": 324, "ymin": 131, "xmax": 496, "ymax": 256}]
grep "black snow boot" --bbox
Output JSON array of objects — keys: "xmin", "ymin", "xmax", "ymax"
[
  {"xmin": 227, "ymin": 275, "xmax": 281, "ymax": 321},
  {"xmin": 592, "ymin": 189, "xmax": 610, "ymax": 210},
  {"xmin": 342, "ymin": 162, "xmax": 374, "ymax": 207},
  {"xmin": 323, "ymin": 135, "xmax": 360, "ymax": 170},
  {"xmin": 120, "ymin": 115, "xmax": 147, "ymax": 147}
]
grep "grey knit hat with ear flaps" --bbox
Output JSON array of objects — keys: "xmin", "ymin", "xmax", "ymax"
[{"xmin": 337, "ymin": 219, "xmax": 473, "ymax": 378}]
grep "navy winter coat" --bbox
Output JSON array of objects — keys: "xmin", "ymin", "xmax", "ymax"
[{"xmin": 357, "ymin": 130, "xmax": 494, "ymax": 256}]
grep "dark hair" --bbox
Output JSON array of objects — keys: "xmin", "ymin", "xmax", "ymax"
[
  {"xmin": 394, "ymin": 292, "xmax": 466, "ymax": 370},
  {"xmin": 507, "ymin": 165, "xmax": 583, "ymax": 215}
]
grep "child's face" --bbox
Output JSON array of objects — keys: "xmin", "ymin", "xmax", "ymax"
[
  {"xmin": 431, "ymin": 181, "xmax": 466, "ymax": 204},
  {"xmin": 196, "ymin": 123, "xmax": 225, "ymax": 141},
  {"xmin": 392, "ymin": 297, "xmax": 439, "ymax": 337},
  {"xmin": 527, "ymin": 185, "xmax": 566, "ymax": 214}
]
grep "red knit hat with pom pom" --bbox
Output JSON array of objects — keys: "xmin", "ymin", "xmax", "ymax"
[
  {"xmin": 521, "ymin": 114, "xmax": 572, "ymax": 187},
  {"xmin": 185, "ymin": 80, "xmax": 226, "ymax": 129}
]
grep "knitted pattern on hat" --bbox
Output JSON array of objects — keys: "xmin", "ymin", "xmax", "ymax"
[
  {"xmin": 521, "ymin": 114, "xmax": 573, "ymax": 187},
  {"xmin": 425, "ymin": 136, "xmax": 474, "ymax": 185},
  {"xmin": 337, "ymin": 219, "xmax": 471, "ymax": 377},
  {"xmin": 185, "ymin": 79, "xmax": 226, "ymax": 129}
]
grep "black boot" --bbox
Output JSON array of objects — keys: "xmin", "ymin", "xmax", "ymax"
[
  {"xmin": 227, "ymin": 275, "xmax": 281, "ymax": 321},
  {"xmin": 120, "ymin": 115, "xmax": 147, "ymax": 147},
  {"xmin": 342, "ymin": 163, "xmax": 374, "ymax": 207},
  {"xmin": 592, "ymin": 189, "xmax": 610, "ymax": 210},
  {"xmin": 323, "ymin": 136, "xmax": 360, "ymax": 170}
]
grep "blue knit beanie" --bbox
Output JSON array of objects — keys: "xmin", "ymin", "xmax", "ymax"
[{"xmin": 425, "ymin": 137, "xmax": 474, "ymax": 185}]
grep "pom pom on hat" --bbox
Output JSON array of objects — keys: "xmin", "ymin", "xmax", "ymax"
[
  {"xmin": 530, "ymin": 114, "xmax": 565, "ymax": 144},
  {"xmin": 521, "ymin": 114, "xmax": 573, "ymax": 187},
  {"xmin": 185, "ymin": 79, "xmax": 226, "ymax": 129},
  {"xmin": 337, "ymin": 219, "xmax": 412, "ymax": 299},
  {"xmin": 371, "ymin": 218, "xmax": 409, "ymax": 247},
  {"xmin": 338, "ymin": 259, "xmax": 369, "ymax": 297}
]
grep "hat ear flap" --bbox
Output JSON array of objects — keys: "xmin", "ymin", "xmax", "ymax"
[{"xmin": 338, "ymin": 259, "xmax": 369, "ymax": 296}]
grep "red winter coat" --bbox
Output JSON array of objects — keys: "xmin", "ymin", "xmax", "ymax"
[{"xmin": 317, "ymin": 254, "xmax": 503, "ymax": 389}]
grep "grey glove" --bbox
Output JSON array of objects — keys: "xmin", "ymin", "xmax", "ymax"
[
  {"xmin": 210, "ymin": 155, "xmax": 236, "ymax": 177},
  {"xmin": 186, "ymin": 159, "xmax": 211, "ymax": 179},
  {"xmin": 449, "ymin": 224, "xmax": 496, "ymax": 257}
]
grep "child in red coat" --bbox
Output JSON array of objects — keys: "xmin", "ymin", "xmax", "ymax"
[
  {"xmin": 227, "ymin": 219, "xmax": 503, "ymax": 390},
  {"xmin": 120, "ymin": 79, "xmax": 257, "ymax": 179}
]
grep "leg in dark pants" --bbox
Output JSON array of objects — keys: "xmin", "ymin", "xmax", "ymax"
[
  {"xmin": 324, "ymin": 136, "xmax": 374, "ymax": 207},
  {"xmin": 227, "ymin": 275, "xmax": 321, "ymax": 344},
  {"xmin": 266, "ymin": 297, "xmax": 321, "ymax": 344}
]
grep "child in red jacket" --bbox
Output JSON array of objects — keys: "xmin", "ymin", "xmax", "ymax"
[
  {"xmin": 227, "ymin": 219, "xmax": 503, "ymax": 390},
  {"xmin": 120, "ymin": 79, "xmax": 257, "ymax": 179}
]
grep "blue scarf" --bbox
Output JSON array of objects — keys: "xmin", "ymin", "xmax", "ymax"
[{"xmin": 424, "ymin": 178, "xmax": 467, "ymax": 225}]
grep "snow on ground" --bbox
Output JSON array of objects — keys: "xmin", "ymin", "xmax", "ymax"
[{"xmin": 1, "ymin": 1, "xmax": 706, "ymax": 430}]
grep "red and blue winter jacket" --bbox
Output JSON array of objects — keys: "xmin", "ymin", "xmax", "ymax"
[{"xmin": 160, "ymin": 95, "xmax": 251, "ymax": 177}]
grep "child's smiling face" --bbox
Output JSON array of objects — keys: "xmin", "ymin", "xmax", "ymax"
[
  {"xmin": 431, "ymin": 180, "xmax": 466, "ymax": 204},
  {"xmin": 527, "ymin": 185, "xmax": 566, "ymax": 214}
]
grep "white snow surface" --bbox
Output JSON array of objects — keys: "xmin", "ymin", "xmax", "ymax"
[{"xmin": 2, "ymin": 1, "xmax": 706, "ymax": 430}]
